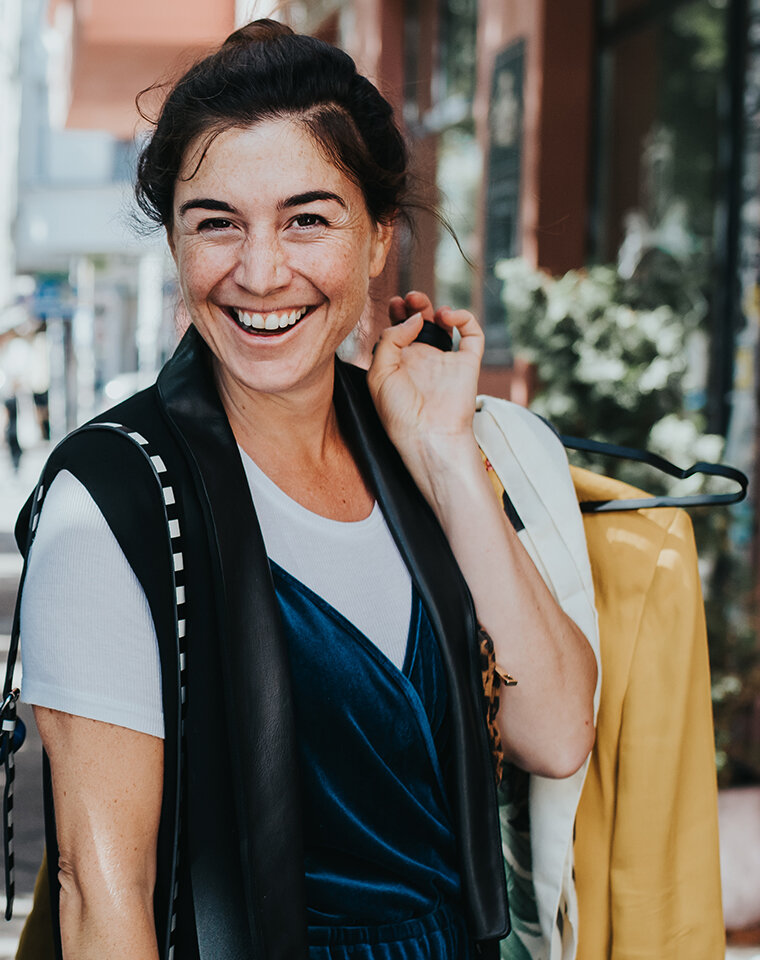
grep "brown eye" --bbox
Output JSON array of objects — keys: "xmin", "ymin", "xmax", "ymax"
[
  {"xmin": 292, "ymin": 213, "xmax": 326, "ymax": 228},
  {"xmin": 198, "ymin": 218, "xmax": 233, "ymax": 231}
]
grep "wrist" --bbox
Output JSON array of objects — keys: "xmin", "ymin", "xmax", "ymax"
[
  {"xmin": 403, "ymin": 433, "xmax": 489, "ymax": 515},
  {"xmin": 403, "ymin": 427, "xmax": 481, "ymax": 465}
]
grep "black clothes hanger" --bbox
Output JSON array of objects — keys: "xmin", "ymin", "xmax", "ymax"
[
  {"xmin": 560, "ymin": 434, "xmax": 749, "ymax": 513},
  {"xmin": 412, "ymin": 320, "xmax": 749, "ymax": 513}
]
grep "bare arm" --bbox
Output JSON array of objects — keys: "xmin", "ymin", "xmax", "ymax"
[
  {"xmin": 33, "ymin": 706, "xmax": 163, "ymax": 960},
  {"xmin": 368, "ymin": 293, "xmax": 597, "ymax": 779}
]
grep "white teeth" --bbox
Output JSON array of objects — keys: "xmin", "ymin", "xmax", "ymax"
[{"xmin": 233, "ymin": 306, "xmax": 309, "ymax": 331}]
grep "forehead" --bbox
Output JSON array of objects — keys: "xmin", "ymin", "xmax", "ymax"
[{"xmin": 174, "ymin": 118, "xmax": 360, "ymax": 207}]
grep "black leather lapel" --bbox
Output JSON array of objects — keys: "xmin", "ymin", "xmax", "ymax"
[
  {"xmin": 156, "ymin": 327, "xmax": 308, "ymax": 960},
  {"xmin": 334, "ymin": 360, "xmax": 509, "ymax": 941}
]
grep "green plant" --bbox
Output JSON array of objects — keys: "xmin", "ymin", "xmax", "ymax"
[{"xmin": 495, "ymin": 256, "xmax": 713, "ymax": 485}]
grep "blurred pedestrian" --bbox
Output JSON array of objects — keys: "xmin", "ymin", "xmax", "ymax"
[
  {"xmin": 30, "ymin": 324, "xmax": 50, "ymax": 441},
  {"xmin": 3, "ymin": 391, "xmax": 22, "ymax": 472}
]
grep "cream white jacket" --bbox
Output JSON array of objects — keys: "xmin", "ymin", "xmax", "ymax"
[{"xmin": 473, "ymin": 396, "xmax": 601, "ymax": 960}]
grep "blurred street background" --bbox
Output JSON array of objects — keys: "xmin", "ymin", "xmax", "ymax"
[{"xmin": 0, "ymin": 0, "xmax": 759, "ymax": 955}]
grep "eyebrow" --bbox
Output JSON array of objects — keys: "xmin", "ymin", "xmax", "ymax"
[
  {"xmin": 178, "ymin": 191, "xmax": 346, "ymax": 218},
  {"xmin": 279, "ymin": 191, "xmax": 346, "ymax": 209},
  {"xmin": 178, "ymin": 198, "xmax": 238, "ymax": 217}
]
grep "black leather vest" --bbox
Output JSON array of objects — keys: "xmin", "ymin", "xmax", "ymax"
[{"xmin": 21, "ymin": 326, "xmax": 508, "ymax": 959}]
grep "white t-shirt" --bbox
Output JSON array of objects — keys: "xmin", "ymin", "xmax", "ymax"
[{"xmin": 20, "ymin": 450, "xmax": 413, "ymax": 738}]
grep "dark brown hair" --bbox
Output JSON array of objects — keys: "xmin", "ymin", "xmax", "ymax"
[{"xmin": 135, "ymin": 20, "xmax": 409, "ymax": 231}]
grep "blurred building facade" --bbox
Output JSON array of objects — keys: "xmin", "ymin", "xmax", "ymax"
[
  {"xmin": 8, "ymin": 0, "xmax": 233, "ymax": 436},
  {"xmin": 0, "ymin": 0, "xmax": 22, "ymax": 322},
  {"xmin": 4, "ymin": 0, "xmax": 760, "ymax": 783}
]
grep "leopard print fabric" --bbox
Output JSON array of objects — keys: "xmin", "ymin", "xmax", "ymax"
[
  {"xmin": 479, "ymin": 624, "xmax": 506, "ymax": 787},
  {"xmin": 477, "ymin": 449, "xmax": 521, "ymax": 789}
]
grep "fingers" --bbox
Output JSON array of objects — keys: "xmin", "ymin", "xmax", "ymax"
[
  {"xmin": 370, "ymin": 312, "xmax": 425, "ymax": 382},
  {"xmin": 385, "ymin": 292, "xmax": 484, "ymax": 360},
  {"xmin": 388, "ymin": 296, "xmax": 409, "ymax": 324},
  {"xmin": 378, "ymin": 311, "xmax": 425, "ymax": 349},
  {"xmin": 435, "ymin": 307, "xmax": 484, "ymax": 359},
  {"xmin": 373, "ymin": 313, "xmax": 423, "ymax": 356},
  {"xmin": 389, "ymin": 291, "xmax": 434, "ymax": 325}
]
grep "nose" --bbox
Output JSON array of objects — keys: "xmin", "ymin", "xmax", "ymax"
[{"xmin": 232, "ymin": 231, "xmax": 292, "ymax": 296}]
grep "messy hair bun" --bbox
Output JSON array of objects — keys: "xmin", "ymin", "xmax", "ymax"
[
  {"xmin": 221, "ymin": 19, "xmax": 295, "ymax": 47},
  {"xmin": 135, "ymin": 19, "xmax": 410, "ymax": 231}
]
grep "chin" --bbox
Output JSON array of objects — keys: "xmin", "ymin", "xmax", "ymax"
[{"xmin": 220, "ymin": 350, "xmax": 336, "ymax": 398}]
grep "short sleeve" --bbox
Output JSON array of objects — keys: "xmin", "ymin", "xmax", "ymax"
[{"xmin": 20, "ymin": 469, "xmax": 165, "ymax": 738}]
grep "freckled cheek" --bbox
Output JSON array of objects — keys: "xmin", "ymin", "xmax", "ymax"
[
  {"xmin": 178, "ymin": 248, "xmax": 235, "ymax": 302},
  {"xmin": 309, "ymin": 247, "xmax": 372, "ymax": 303}
]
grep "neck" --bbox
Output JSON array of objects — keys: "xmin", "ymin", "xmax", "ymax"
[{"xmin": 214, "ymin": 358, "xmax": 342, "ymax": 467}]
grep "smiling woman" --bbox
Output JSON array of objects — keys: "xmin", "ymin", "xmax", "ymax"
[{"xmin": 12, "ymin": 17, "xmax": 598, "ymax": 960}]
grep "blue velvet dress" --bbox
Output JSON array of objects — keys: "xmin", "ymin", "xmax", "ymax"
[{"xmin": 271, "ymin": 562, "xmax": 473, "ymax": 959}]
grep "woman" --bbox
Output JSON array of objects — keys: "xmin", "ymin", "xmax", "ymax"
[{"xmin": 16, "ymin": 20, "xmax": 597, "ymax": 960}]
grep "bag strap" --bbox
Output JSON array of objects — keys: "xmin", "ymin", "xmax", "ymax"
[
  {"xmin": 2, "ymin": 423, "xmax": 187, "ymax": 959},
  {"xmin": 1, "ymin": 477, "xmax": 42, "ymax": 920}
]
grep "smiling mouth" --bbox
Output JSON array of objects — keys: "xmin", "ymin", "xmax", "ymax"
[{"xmin": 226, "ymin": 305, "xmax": 314, "ymax": 335}]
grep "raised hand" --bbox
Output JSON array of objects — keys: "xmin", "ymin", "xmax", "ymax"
[
  {"xmin": 367, "ymin": 290, "xmax": 484, "ymax": 456},
  {"xmin": 368, "ymin": 295, "xmax": 598, "ymax": 782}
]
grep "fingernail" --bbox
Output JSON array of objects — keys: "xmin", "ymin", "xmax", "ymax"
[{"xmin": 407, "ymin": 312, "xmax": 422, "ymax": 322}]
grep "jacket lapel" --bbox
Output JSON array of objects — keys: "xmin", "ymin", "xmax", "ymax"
[
  {"xmin": 157, "ymin": 327, "xmax": 308, "ymax": 959},
  {"xmin": 334, "ymin": 360, "xmax": 509, "ymax": 943}
]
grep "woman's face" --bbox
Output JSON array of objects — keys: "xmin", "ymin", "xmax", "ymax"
[{"xmin": 169, "ymin": 117, "xmax": 392, "ymax": 398}]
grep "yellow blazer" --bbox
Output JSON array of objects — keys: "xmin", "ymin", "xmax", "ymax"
[{"xmin": 571, "ymin": 466, "xmax": 725, "ymax": 960}]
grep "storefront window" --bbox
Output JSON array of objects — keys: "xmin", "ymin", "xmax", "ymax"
[
  {"xmin": 403, "ymin": 0, "xmax": 480, "ymax": 319},
  {"xmin": 593, "ymin": 0, "xmax": 727, "ymax": 442},
  {"xmin": 435, "ymin": 0, "xmax": 477, "ymax": 105},
  {"xmin": 593, "ymin": 0, "xmax": 759, "ymax": 786},
  {"xmin": 432, "ymin": 0, "xmax": 480, "ymax": 327},
  {"xmin": 435, "ymin": 126, "xmax": 480, "ymax": 311}
]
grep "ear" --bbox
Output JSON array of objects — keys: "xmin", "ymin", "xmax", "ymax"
[{"xmin": 368, "ymin": 221, "xmax": 394, "ymax": 279}]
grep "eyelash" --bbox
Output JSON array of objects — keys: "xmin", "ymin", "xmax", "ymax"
[
  {"xmin": 197, "ymin": 218, "xmax": 233, "ymax": 232},
  {"xmin": 291, "ymin": 213, "xmax": 327, "ymax": 228},
  {"xmin": 195, "ymin": 213, "xmax": 328, "ymax": 233}
]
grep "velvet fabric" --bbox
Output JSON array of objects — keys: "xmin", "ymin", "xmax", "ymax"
[
  {"xmin": 306, "ymin": 905, "xmax": 470, "ymax": 959},
  {"xmin": 272, "ymin": 562, "xmax": 466, "ymax": 952}
]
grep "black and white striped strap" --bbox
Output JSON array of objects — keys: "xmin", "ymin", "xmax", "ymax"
[
  {"xmin": 0, "ymin": 477, "xmax": 44, "ymax": 920},
  {"xmin": 1, "ymin": 688, "xmax": 20, "ymax": 921},
  {"xmin": 2, "ymin": 422, "xmax": 188, "ymax": 955}
]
